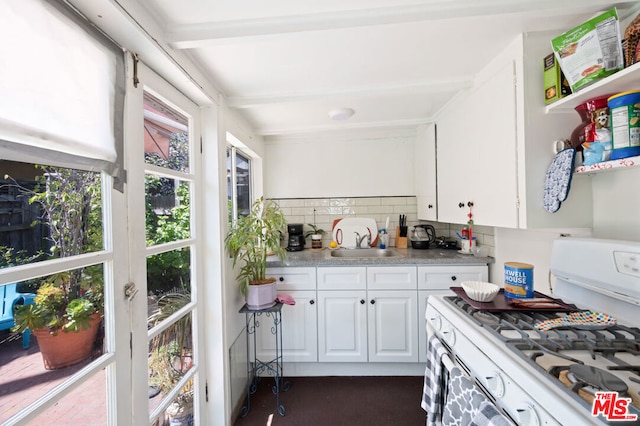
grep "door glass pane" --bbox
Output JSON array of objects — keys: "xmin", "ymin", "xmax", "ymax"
[
  {"xmin": 145, "ymin": 176, "xmax": 191, "ymax": 246},
  {"xmin": 27, "ymin": 370, "xmax": 107, "ymax": 425},
  {"xmin": 0, "ymin": 265, "xmax": 105, "ymax": 424},
  {"xmin": 144, "ymin": 92, "xmax": 189, "ymax": 173},
  {"xmin": 146, "ymin": 248, "xmax": 191, "ymax": 297},
  {"xmin": 1, "ymin": 161, "xmax": 103, "ymax": 264},
  {"xmin": 148, "ymin": 311, "xmax": 194, "ymax": 419}
]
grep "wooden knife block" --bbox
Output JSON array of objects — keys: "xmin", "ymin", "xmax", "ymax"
[{"xmin": 395, "ymin": 226, "xmax": 408, "ymax": 248}]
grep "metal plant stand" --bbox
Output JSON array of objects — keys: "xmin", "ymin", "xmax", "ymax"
[{"xmin": 239, "ymin": 302, "xmax": 290, "ymax": 417}]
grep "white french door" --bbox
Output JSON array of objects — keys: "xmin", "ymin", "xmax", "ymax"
[{"xmin": 125, "ymin": 61, "xmax": 204, "ymax": 425}]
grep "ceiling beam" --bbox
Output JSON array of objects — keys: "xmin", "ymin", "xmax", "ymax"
[
  {"xmin": 227, "ymin": 78, "xmax": 473, "ymax": 109},
  {"xmin": 257, "ymin": 117, "xmax": 434, "ymax": 136},
  {"xmin": 167, "ymin": 0, "xmax": 635, "ymax": 48}
]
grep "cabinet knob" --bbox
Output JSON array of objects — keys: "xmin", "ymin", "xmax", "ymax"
[
  {"xmin": 458, "ymin": 202, "xmax": 465, "ymax": 208},
  {"xmin": 360, "ymin": 299, "xmax": 365, "ymax": 304},
  {"xmin": 279, "ymin": 277, "xmax": 284, "ymax": 282},
  {"xmin": 428, "ymin": 204, "xmax": 433, "ymax": 209},
  {"xmin": 451, "ymin": 276, "xmax": 457, "ymax": 281},
  {"xmin": 310, "ymin": 299, "xmax": 315, "ymax": 305},
  {"xmin": 467, "ymin": 201, "xmax": 474, "ymax": 207},
  {"xmin": 370, "ymin": 299, "xmax": 376, "ymax": 305}
]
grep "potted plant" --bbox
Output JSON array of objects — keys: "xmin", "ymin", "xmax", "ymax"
[
  {"xmin": 12, "ymin": 270, "xmax": 103, "ymax": 369},
  {"xmin": 224, "ymin": 197, "xmax": 286, "ymax": 309},
  {"xmin": 304, "ymin": 224, "xmax": 325, "ymax": 249}
]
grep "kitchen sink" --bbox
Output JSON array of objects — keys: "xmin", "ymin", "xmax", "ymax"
[{"xmin": 330, "ymin": 249, "xmax": 395, "ymax": 258}]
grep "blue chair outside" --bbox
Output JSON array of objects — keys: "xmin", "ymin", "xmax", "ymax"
[{"xmin": 0, "ymin": 283, "xmax": 36, "ymax": 349}]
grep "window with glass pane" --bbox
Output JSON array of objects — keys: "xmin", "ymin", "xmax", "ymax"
[{"xmin": 226, "ymin": 147, "xmax": 252, "ymax": 223}]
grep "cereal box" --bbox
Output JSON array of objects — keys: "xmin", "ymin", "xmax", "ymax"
[{"xmin": 543, "ymin": 53, "xmax": 571, "ymax": 104}]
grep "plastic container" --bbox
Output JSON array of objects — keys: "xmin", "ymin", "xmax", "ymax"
[{"xmin": 608, "ymin": 91, "xmax": 640, "ymax": 158}]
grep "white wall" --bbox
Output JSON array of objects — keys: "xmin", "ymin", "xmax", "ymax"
[
  {"xmin": 264, "ymin": 132, "xmax": 416, "ymax": 198},
  {"xmin": 492, "ymin": 166, "xmax": 640, "ymax": 294},
  {"xmin": 591, "ymin": 167, "xmax": 640, "ymax": 241}
]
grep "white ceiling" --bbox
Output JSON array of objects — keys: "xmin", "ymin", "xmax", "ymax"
[{"xmin": 127, "ymin": 0, "xmax": 640, "ymax": 137}]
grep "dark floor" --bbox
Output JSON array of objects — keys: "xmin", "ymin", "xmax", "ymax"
[{"xmin": 233, "ymin": 375, "xmax": 427, "ymax": 426}]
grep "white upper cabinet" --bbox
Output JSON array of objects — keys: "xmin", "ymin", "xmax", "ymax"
[
  {"xmin": 436, "ymin": 32, "xmax": 593, "ymax": 229},
  {"xmin": 415, "ymin": 124, "xmax": 438, "ymax": 221}
]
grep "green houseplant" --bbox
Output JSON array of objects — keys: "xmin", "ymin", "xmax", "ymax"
[{"xmin": 224, "ymin": 197, "xmax": 286, "ymax": 309}]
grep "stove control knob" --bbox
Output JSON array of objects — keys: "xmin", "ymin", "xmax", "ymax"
[
  {"xmin": 442, "ymin": 328, "xmax": 456, "ymax": 346},
  {"xmin": 485, "ymin": 372, "xmax": 504, "ymax": 398},
  {"xmin": 516, "ymin": 405, "xmax": 540, "ymax": 426},
  {"xmin": 429, "ymin": 316, "xmax": 442, "ymax": 330}
]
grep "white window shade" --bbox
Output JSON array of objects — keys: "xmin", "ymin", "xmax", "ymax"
[{"xmin": 0, "ymin": 0, "xmax": 124, "ymax": 183}]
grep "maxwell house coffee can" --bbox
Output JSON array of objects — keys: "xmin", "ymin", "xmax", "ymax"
[{"xmin": 504, "ymin": 262, "xmax": 534, "ymax": 299}]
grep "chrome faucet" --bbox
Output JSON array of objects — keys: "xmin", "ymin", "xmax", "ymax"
[{"xmin": 354, "ymin": 232, "xmax": 370, "ymax": 249}]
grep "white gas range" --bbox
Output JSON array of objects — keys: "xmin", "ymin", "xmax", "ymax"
[{"xmin": 425, "ymin": 237, "xmax": 640, "ymax": 425}]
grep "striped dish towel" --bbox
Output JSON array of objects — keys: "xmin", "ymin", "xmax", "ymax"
[{"xmin": 422, "ymin": 334, "xmax": 449, "ymax": 424}]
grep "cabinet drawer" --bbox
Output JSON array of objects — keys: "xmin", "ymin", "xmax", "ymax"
[
  {"xmin": 417, "ymin": 265, "xmax": 488, "ymax": 290},
  {"xmin": 317, "ymin": 267, "xmax": 366, "ymax": 290},
  {"xmin": 267, "ymin": 267, "xmax": 316, "ymax": 290},
  {"xmin": 367, "ymin": 266, "xmax": 417, "ymax": 290}
]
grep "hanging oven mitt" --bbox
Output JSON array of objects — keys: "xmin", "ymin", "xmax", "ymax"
[
  {"xmin": 543, "ymin": 148, "xmax": 576, "ymax": 213},
  {"xmin": 535, "ymin": 311, "xmax": 616, "ymax": 332}
]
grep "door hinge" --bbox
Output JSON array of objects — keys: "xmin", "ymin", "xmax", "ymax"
[
  {"xmin": 205, "ymin": 382, "xmax": 209, "ymax": 402},
  {"xmin": 200, "ymin": 137, "xmax": 203, "ymax": 154},
  {"xmin": 129, "ymin": 332, "xmax": 133, "ymax": 359}
]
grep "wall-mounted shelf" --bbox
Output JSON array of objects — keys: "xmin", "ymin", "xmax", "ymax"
[
  {"xmin": 575, "ymin": 156, "xmax": 640, "ymax": 174},
  {"xmin": 546, "ymin": 62, "xmax": 640, "ymax": 114}
]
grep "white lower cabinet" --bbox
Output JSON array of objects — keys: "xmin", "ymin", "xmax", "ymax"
[
  {"xmin": 261, "ymin": 264, "xmax": 487, "ymax": 366},
  {"xmin": 417, "ymin": 265, "xmax": 489, "ymax": 363},
  {"xmin": 367, "ymin": 290, "xmax": 419, "ymax": 362},
  {"xmin": 257, "ymin": 268, "xmax": 318, "ymax": 362},
  {"xmin": 317, "ymin": 290, "xmax": 368, "ymax": 362},
  {"xmin": 317, "ymin": 266, "xmax": 419, "ymax": 363}
]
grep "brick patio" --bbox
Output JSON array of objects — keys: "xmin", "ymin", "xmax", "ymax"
[{"xmin": 0, "ymin": 330, "xmax": 107, "ymax": 425}]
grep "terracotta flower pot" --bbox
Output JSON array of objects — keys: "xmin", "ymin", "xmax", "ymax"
[{"xmin": 33, "ymin": 313, "xmax": 101, "ymax": 370}]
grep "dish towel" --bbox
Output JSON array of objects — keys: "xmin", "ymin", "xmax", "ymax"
[
  {"xmin": 276, "ymin": 293, "xmax": 296, "ymax": 305},
  {"xmin": 442, "ymin": 367, "xmax": 511, "ymax": 426},
  {"xmin": 421, "ymin": 334, "xmax": 449, "ymax": 424}
]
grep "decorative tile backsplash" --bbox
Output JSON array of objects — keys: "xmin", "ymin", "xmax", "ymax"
[{"xmin": 272, "ymin": 196, "xmax": 495, "ymax": 256}]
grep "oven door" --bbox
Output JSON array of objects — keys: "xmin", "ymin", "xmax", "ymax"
[{"xmin": 426, "ymin": 299, "xmax": 562, "ymax": 426}]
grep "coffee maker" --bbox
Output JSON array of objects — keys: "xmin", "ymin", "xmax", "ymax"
[{"xmin": 286, "ymin": 223, "xmax": 305, "ymax": 251}]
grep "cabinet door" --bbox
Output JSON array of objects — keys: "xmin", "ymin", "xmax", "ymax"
[
  {"xmin": 415, "ymin": 124, "xmax": 438, "ymax": 221},
  {"xmin": 317, "ymin": 267, "xmax": 366, "ymax": 290},
  {"xmin": 256, "ymin": 290, "xmax": 318, "ymax": 362},
  {"xmin": 267, "ymin": 267, "xmax": 316, "ymax": 291},
  {"xmin": 417, "ymin": 265, "xmax": 488, "ymax": 290},
  {"xmin": 367, "ymin": 266, "xmax": 417, "ymax": 290},
  {"xmin": 436, "ymin": 59, "xmax": 518, "ymax": 226},
  {"xmin": 367, "ymin": 290, "xmax": 418, "ymax": 363},
  {"xmin": 317, "ymin": 290, "xmax": 367, "ymax": 362},
  {"xmin": 470, "ymin": 59, "xmax": 518, "ymax": 228},
  {"xmin": 436, "ymin": 90, "xmax": 475, "ymax": 224}
]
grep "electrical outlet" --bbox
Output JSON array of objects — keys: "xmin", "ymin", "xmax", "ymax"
[{"xmin": 613, "ymin": 251, "xmax": 640, "ymax": 278}]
